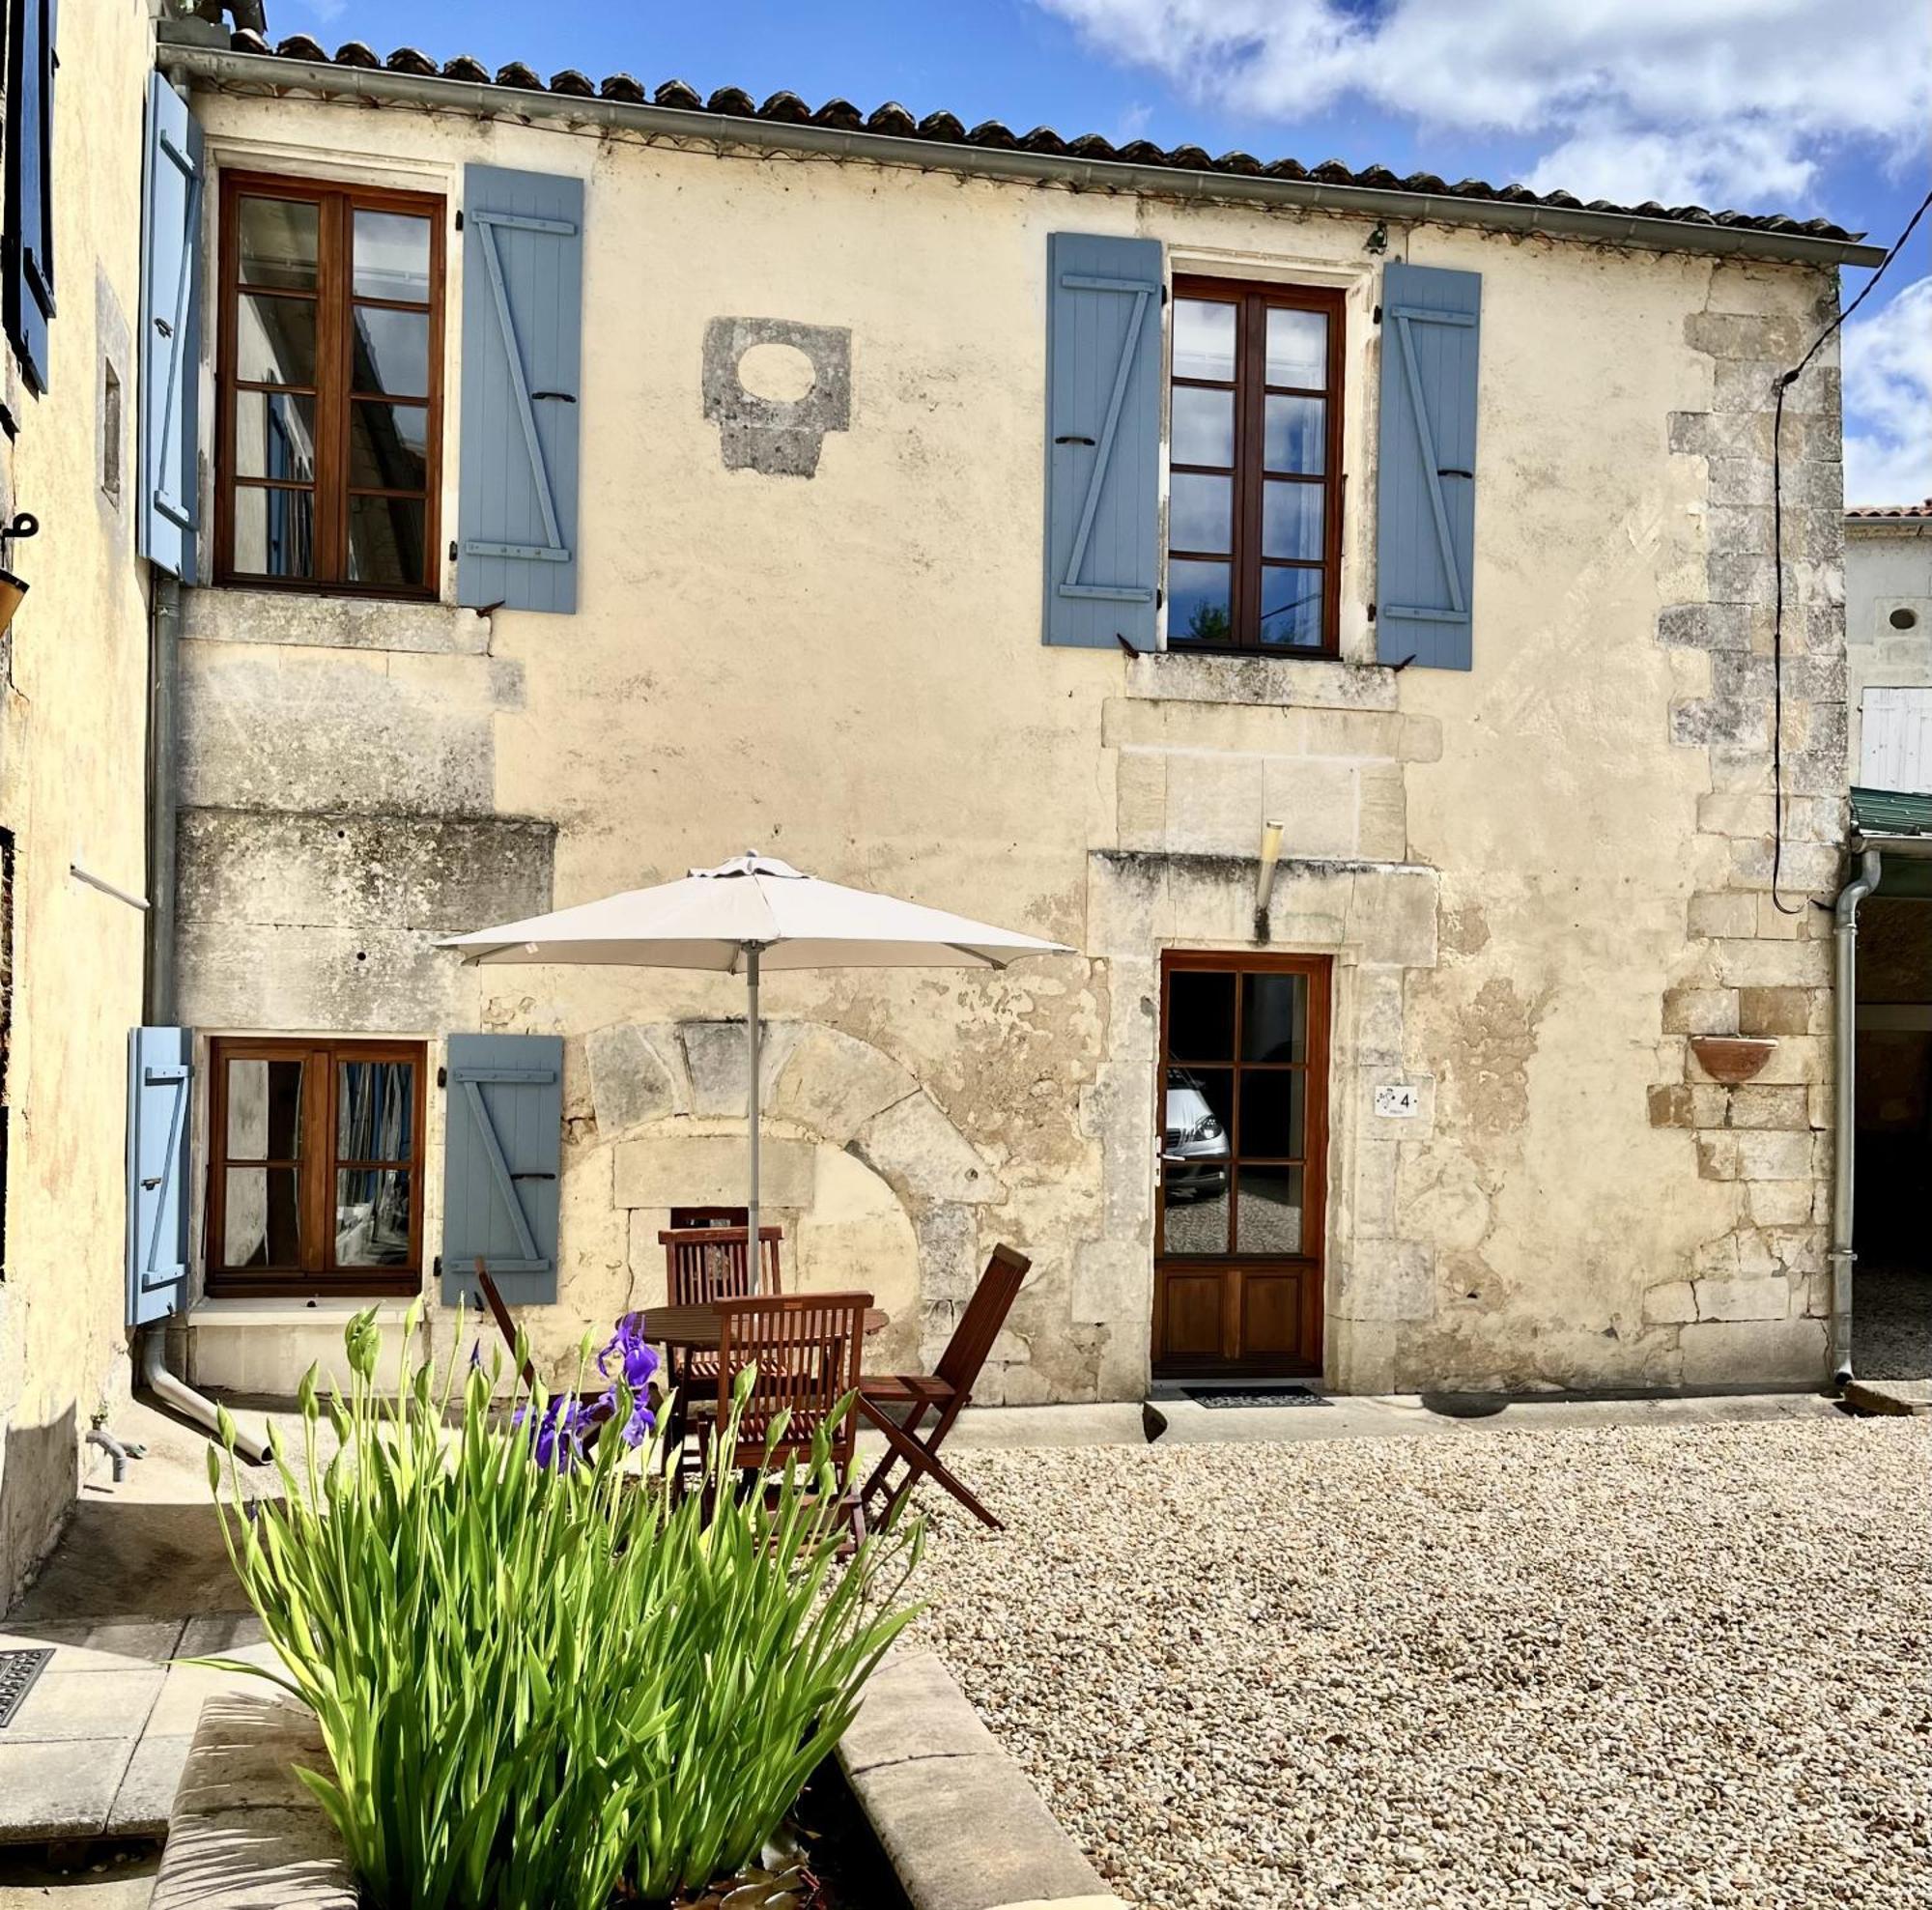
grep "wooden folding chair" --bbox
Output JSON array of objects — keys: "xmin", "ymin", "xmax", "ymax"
[
  {"xmin": 701, "ymin": 1291, "xmax": 871, "ymax": 1546},
  {"xmin": 857, "ymin": 1244, "xmax": 1031, "ymax": 1531},
  {"xmin": 658, "ymin": 1225, "xmax": 783, "ymax": 1388}
]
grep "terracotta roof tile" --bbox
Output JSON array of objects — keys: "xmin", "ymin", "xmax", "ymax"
[
  {"xmin": 220, "ymin": 37, "xmax": 1862, "ymax": 245},
  {"xmin": 1847, "ymin": 500, "xmax": 1932, "ymax": 520}
]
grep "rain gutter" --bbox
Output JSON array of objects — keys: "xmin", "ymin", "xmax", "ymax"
[{"xmin": 162, "ymin": 46, "xmax": 1889, "ymax": 271}]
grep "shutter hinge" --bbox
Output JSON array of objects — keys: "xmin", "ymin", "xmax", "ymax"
[
  {"xmin": 1160, "ymin": 284, "xmax": 1169, "ymax": 305},
  {"xmin": 1373, "ymin": 303, "xmax": 1382, "ymax": 325},
  {"xmin": 1367, "ymin": 601, "xmax": 1377, "ymax": 621},
  {"xmin": 448, "ymin": 540, "xmax": 458, "ymax": 563},
  {"xmin": 437, "ymin": 1065, "xmax": 447, "ymax": 1089},
  {"xmin": 453, "ymin": 210, "xmax": 464, "ymax": 231},
  {"xmin": 433, "ymin": 1254, "xmax": 442, "ymax": 1278}
]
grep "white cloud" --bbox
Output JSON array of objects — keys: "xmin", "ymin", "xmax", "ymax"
[
  {"xmin": 1842, "ymin": 276, "xmax": 1932, "ymax": 508},
  {"xmin": 1032, "ymin": 0, "xmax": 1932, "ymax": 212}
]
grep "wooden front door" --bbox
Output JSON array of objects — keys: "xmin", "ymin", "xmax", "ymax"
[{"xmin": 1153, "ymin": 951, "xmax": 1329, "ymax": 1377}]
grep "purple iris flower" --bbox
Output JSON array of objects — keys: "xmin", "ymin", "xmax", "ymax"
[
  {"xmin": 513, "ymin": 1393, "xmax": 587, "ymax": 1472},
  {"xmin": 596, "ymin": 1319, "xmax": 659, "ymax": 1447}
]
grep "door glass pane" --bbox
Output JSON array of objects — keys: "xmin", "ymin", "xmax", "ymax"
[
  {"xmin": 226, "ymin": 1058, "xmax": 304, "ymax": 1158},
  {"xmin": 1264, "ymin": 307, "xmax": 1326, "ymax": 387},
  {"xmin": 1263, "ymin": 480, "xmax": 1323, "ymax": 560},
  {"xmin": 347, "ymin": 496, "xmax": 427, "ymax": 588},
  {"xmin": 1168, "ymin": 560, "xmax": 1232, "ymax": 645},
  {"xmin": 1169, "ymin": 472, "xmax": 1231, "ymax": 555},
  {"xmin": 1173, "ymin": 298, "xmax": 1236, "ymax": 381},
  {"xmin": 1162, "ymin": 1164, "xmax": 1230, "ymax": 1256},
  {"xmin": 1260, "ymin": 567, "xmax": 1323, "ymax": 649},
  {"xmin": 1241, "ymin": 973, "xmax": 1308, "ymax": 1061},
  {"xmin": 1168, "ymin": 971, "xmax": 1235, "ymax": 1059},
  {"xmin": 1264, "ymin": 395, "xmax": 1324, "ymax": 473},
  {"xmin": 1236, "ymin": 1165, "xmax": 1304, "ymax": 1255},
  {"xmin": 336, "ymin": 1168, "xmax": 414, "ymax": 1266},
  {"xmin": 235, "ymin": 294, "xmax": 316, "ymax": 386},
  {"xmin": 223, "ymin": 1166, "xmax": 302, "ymax": 1268},
  {"xmin": 353, "ymin": 211, "xmax": 432, "ymax": 302},
  {"xmin": 1238, "ymin": 1070, "xmax": 1306, "ymax": 1159},
  {"xmin": 337, "ymin": 1061, "xmax": 415, "ymax": 1160},
  {"xmin": 234, "ymin": 487, "xmax": 316, "ymax": 578},
  {"xmin": 235, "ymin": 392, "xmax": 318, "ymax": 483},
  {"xmin": 350, "ymin": 306, "xmax": 430, "ymax": 397},
  {"xmin": 1170, "ymin": 385, "xmax": 1234, "ymax": 467},
  {"xmin": 238, "ymin": 198, "xmax": 319, "ymax": 291},
  {"xmin": 349, "ymin": 401, "xmax": 430, "ymax": 491}
]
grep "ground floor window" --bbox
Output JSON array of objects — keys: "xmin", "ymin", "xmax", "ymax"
[{"xmin": 206, "ymin": 1037, "xmax": 425, "ymax": 1297}]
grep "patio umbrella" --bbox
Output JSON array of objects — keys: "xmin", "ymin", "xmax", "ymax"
[{"xmin": 440, "ymin": 853, "xmax": 1071, "ymax": 1281}]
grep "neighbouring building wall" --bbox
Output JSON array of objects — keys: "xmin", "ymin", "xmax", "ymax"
[
  {"xmin": 1845, "ymin": 519, "xmax": 1932, "ymax": 788},
  {"xmin": 0, "ymin": 0, "xmax": 156, "ymax": 1606},
  {"xmin": 170, "ymin": 81, "xmax": 1850, "ymax": 1403}
]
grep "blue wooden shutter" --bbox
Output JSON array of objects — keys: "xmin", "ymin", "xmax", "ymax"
[
  {"xmin": 440, "ymin": 1034, "xmax": 563, "ymax": 1305},
  {"xmin": 1043, "ymin": 232, "xmax": 1162, "ymax": 650},
  {"xmin": 1376, "ymin": 262, "xmax": 1481, "ymax": 670},
  {"xmin": 126, "ymin": 1027, "xmax": 192, "ymax": 1327},
  {"xmin": 457, "ymin": 166, "xmax": 582, "ymax": 613},
  {"xmin": 138, "ymin": 74, "xmax": 202, "ymax": 580},
  {"xmin": 4, "ymin": 0, "xmax": 58, "ymax": 394}
]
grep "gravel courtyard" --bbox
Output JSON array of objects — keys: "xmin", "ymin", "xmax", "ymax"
[{"xmin": 910, "ymin": 1416, "xmax": 1932, "ymax": 1910}]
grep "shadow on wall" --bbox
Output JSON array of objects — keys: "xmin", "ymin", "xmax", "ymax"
[{"xmin": 0, "ymin": 1403, "xmax": 77, "ymax": 1612}]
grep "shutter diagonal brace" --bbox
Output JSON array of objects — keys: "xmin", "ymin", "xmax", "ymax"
[
  {"xmin": 1385, "ymin": 309, "xmax": 1466, "ymax": 621},
  {"xmin": 141, "ymin": 1066, "xmax": 187, "ymax": 1291},
  {"xmin": 152, "ymin": 127, "xmax": 200, "ymax": 532},
  {"xmin": 460, "ymin": 1075, "xmax": 544, "ymax": 1268},
  {"xmin": 1059, "ymin": 272, "xmax": 1157, "ymax": 604},
  {"xmin": 466, "ymin": 210, "xmax": 574, "ymax": 565}
]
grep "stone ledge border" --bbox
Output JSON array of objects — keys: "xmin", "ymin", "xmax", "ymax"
[
  {"xmin": 155, "ymin": 1654, "xmax": 1125, "ymax": 1910},
  {"xmin": 837, "ymin": 1648, "xmax": 1129, "ymax": 1910}
]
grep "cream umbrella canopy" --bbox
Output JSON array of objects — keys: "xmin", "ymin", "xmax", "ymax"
[{"xmin": 440, "ymin": 854, "xmax": 1072, "ymax": 1282}]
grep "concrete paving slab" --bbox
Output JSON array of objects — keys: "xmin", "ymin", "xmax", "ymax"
[
  {"xmin": 0, "ymin": 1740, "xmax": 135, "ymax": 1841},
  {"xmin": 6, "ymin": 1623, "xmax": 185, "ymax": 1668},
  {"xmin": 0, "ymin": 1845, "xmax": 159, "ymax": 1909},
  {"xmin": 0, "ymin": 1671, "xmax": 163, "ymax": 1746},
  {"xmin": 1844, "ymin": 1377, "xmax": 1932, "ymax": 1415},
  {"xmin": 174, "ymin": 1616, "xmax": 264, "ymax": 1660},
  {"xmin": 103, "ymin": 1738, "xmax": 192, "ymax": 1840},
  {"xmin": 145, "ymin": 1648, "xmax": 284, "ymax": 1741}
]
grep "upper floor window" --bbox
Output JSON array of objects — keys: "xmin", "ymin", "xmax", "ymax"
[
  {"xmin": 1166, "ymin": 278, "xmax": 1344, "ymax": 656},
  {"xmin": 216, "ymin": 174, "xmax": 445, "ymax": 596}
]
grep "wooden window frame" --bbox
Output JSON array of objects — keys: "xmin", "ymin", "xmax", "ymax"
[
  {"xmin": 215, "ymin": 171, "xmax": 446, "ymax": 599},
  {"xmin": 206, "ymin": 1037, "xmax": 427, "ymax": 1298},
  {"xmin": 1167, "ymin": 276, "xmax": 1346, "ymax": 658}
]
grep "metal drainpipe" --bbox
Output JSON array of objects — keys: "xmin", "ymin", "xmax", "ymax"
[{"xmin": 1829, "ymin": 846, "xmax": 1882, "ymax": 1386}]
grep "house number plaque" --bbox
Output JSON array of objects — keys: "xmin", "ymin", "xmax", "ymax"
[{"xmin": 1374, "ymin": 1084, "xmax": 1420, "ymax": 1118}]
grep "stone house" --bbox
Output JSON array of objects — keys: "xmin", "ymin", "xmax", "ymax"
[{"xmin": 139, "ymin": 28, "xmax": 1880, "ymax": 1408}]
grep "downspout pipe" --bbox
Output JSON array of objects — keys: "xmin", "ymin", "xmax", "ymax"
[
  {"xmin": 1829, "ymin": 847, "xmax": 1882, "ymax": 1386},
  {"xmin": 141, "ymin": 1329, "xmax": 272, "ymax": 1465}
]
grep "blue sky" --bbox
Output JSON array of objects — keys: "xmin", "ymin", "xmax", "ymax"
[{"xmin": 285, "ymin": 0, "xmax": 1929, "ymax": 501}]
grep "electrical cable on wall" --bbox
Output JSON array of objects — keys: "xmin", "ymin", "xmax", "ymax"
[{"xmin": 1768, "ymin": 185, "xmax": 1932, "ymax": 915}]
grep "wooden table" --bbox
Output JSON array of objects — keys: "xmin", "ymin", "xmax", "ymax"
[{"xmin": 635, "ymin": 1302, "xmax": 890, "ymax": 1352}]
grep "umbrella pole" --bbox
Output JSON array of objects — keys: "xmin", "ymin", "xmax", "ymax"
[{"xmin": 745, "ymin": 944, "xmax": 762, "ymax": 1293}]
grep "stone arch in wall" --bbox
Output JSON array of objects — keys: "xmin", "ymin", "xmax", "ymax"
[{"xmin": 582, "ymin": 1017, "xmax": 1007, "ymax": 1375}]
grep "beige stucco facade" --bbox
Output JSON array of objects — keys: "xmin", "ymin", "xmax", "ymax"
[
  {"xmin": 0, "ymin": 0, "xmax": 158, "ymax": 1606},
  {"xmin": 167, "ymin": 61, "xmax": 1854, "ymax": 1406},
  {"xmin": 1845, "ymin": 515, "xmax": 1932, "ymax": 787}
]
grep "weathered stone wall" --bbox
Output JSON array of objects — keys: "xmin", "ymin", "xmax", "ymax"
[
  {"xmin": 0, "ymin": 0, "xmax": 158, "ymax": 1605},
  {"xmin": 170, "ymin": 82, "xmax": 1849, "ymax": 1401}
]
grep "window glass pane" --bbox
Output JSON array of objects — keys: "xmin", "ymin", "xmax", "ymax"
[
  {"xmin": 1241, "ymin": 973, "xmax": 1308, "ymax": 1062},
  {"xmin": 353, "ymin": 211, "xmax": 431, "ymax": 303},
  {"xmin": 1237, "ymin": 1070, "xmax": 1306, "ymax": 1159},
  {"xmin": 1169, "ymin": 471, "xmax": 1231, "ymax": 555},
  {"xmin": 338, "ymin": 1061, "xmax": 415, "ymax": 1160},
  {"xmin": 1162, "ymin": 1167, "xmax": 1230, "ymax": 1255},
  {"xmin": 235, "ymin": 294, "xmax": 316, "ymax": 386},
  {"xmin": 226, "ymin": 1058, "xmax": 304, "ymax": 1158},
  {"xmin": 1173, "ymin": 298, "xmax": 1236, "ymax": 381},
  {"xmin": 1264, "ymin": 395, "xmax": 1324, "ymax": 474},
  {"xmin": 336, "ymin": 1168, "xmax": 414, "ymax": 1267},
  {"xmin": 1168, "ymin": 970, "xmax": 1235, "ymax": 1059},
  {"xmin": 347, "ymin": 496, "xmax": 427, "ymax": 589},
  {"xmin": 349, "ymin": 402, "xmax": 430, "ymax": 491},
  {"xmin": 1262, "ymin": 480, "xmax": 1323, "ymax": 560},
  {"xmin": 1260, "ymin": 567, "xmax": 1323, "ymax": 650},
  {"xmin": 1265, "ymin": 307, "xmax": 1326, "ymax": 387},
  {"xmin": 234, "ymin": 487, "xmax": 316, "ymax": 578},
  {"xmin": 1169, "ymin": 559, "xmax": 1232, "ymax": 645},
  {"xmin": 1170, "ymin": 385, "xmax": 1234, "ymax": 468},
  {"xmin": 238, "ymin": 197, "xmax": 319, "ymax": 292},
  {"xmin": 350, "ymin": 306, "xmax": 430, "ymax": 398},
  {"xmin": 224, "ymin": 1166, "xmax": 302, "ymax": 1268},
  {"xmin": 1236, "ymin": 1165, "xmax": 1304, "ymax": 1255},
  {"xmin": 235, "ymin": 391, "xmax": 317, "ymax": 483}
]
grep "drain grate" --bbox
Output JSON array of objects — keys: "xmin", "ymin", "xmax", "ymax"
[
  {"xmin": 0, "ymin": 1646, "xmax": 52, "ymax": 1729},
  {"xmin": 1182, "ymin": 1384, "xmax": 1331, "ymax": 1410}
]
